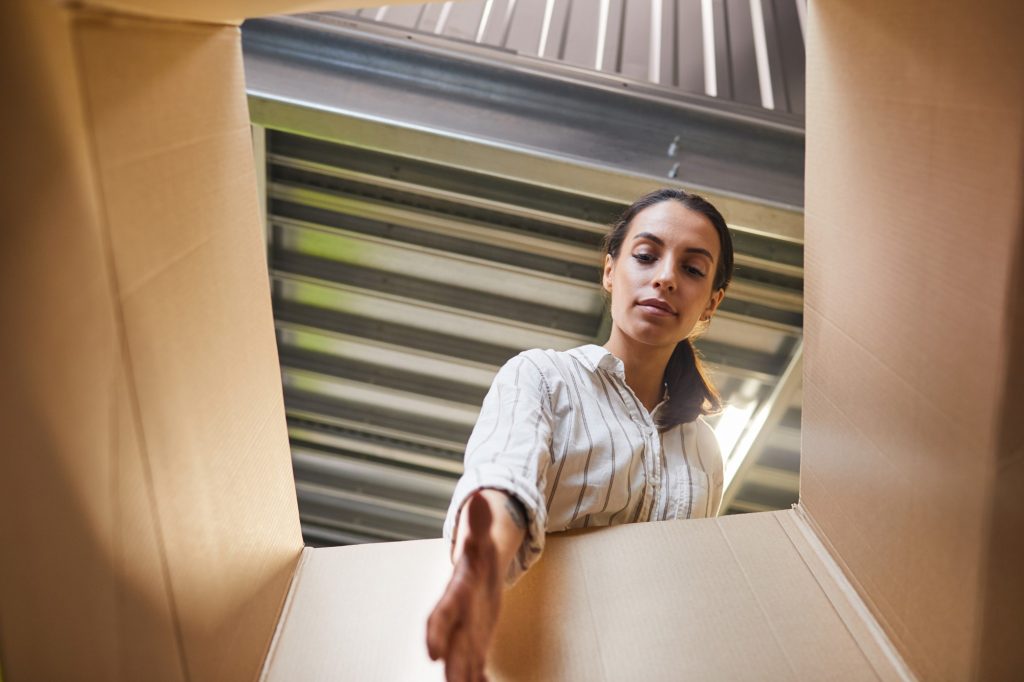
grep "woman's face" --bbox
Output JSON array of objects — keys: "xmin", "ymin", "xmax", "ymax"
[{"xmin": 603, "ymin": 200, "xmax": 725, "ymax": 353}]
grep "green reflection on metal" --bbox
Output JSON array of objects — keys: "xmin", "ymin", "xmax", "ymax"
[
  {"xmin": 289, "ymin": 281, "xmax": 346, "ymax": 314},
  {"xmin": 287, "ymin": 328, "xmax": 345, "ymax": 357},
  {"xmin": 291, "ymin": 226, "xmax": 364, "ymax": 265}
]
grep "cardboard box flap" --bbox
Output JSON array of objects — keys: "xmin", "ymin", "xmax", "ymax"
[
  {"xmin": 262, "ymin": 510, "xmax": 912, "ymax": 681},
  {"xmin": 984, "ymin": 233, "xmax": 1024, "ymax": 680},
  {"xmin": 78, "ymin": 1, "xmax": 424, "ymax": 25},
  {"xmin": 1, "ymin": 5, "xmax": 302, "ymax": 680},
  {"xmin": 72, "ymin": 11, "xmax": 305, "ymax": 680},
  {"xmin": 802, "ymin": 1, "xmax": 1024, "ymax": 678},
  {"xmin": 0, "ymin": 2, "xmax": 188, "ymax": 679}
]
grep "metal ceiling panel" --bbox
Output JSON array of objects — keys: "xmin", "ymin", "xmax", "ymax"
[
  {"xmin": 343, "ymin": 0, "xmax": 806, "ymax": 114},
  {"xmin": 243, "ymin": 12, "xmax": 806, "ymax": 208},
  {"xmin": 242, "ymin": 13, "xmax": 804, "ymax": 545}
]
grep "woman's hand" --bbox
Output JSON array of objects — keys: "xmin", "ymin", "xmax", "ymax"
[{"xmin": 427, "ymin": 492, "xmax": 517, "ymax": 682}]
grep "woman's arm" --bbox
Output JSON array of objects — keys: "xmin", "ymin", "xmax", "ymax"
[{"xmin": 426, "ymin": 489, "xmax": 527, "ymax": 682}]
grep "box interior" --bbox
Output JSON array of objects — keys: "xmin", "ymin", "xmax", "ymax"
[
  {"xmin": 262, "ymin": 510, "xmax": 912, "ymax": 681},
  {"xmin": 801, "ymin": 2, "xmax": 1024, "ymax": 679},
  {"xmin": 1, "ymin": 0, "xmax": 1020, "ymax": 680}
]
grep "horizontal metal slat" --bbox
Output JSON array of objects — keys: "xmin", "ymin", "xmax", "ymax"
[
  {"xmin": 292, "ymin": 447, "xmax": 456, "ymax": 508},
  {"xmin": 287, "ymin": 411, "xmax": 468, "ymax": 464},
  {"xmin": 286, "ymin": 392, "xmax": 474, "ymax": 451},
  {"xmin": 269, "ymin": 182, "xmax": 604, "ymax": 267},
  {"xmin": 273, "ymin": 217, "xmax": 605, "ymax": 315},
  {"xmin": 269, "ymin": 151, "xmax": 613, "ymax": 236},
  {"xmin": 276, "ymin": 321, "xmax": 499, "ymax": 390},
  {"xmin": 274, "ymin": 300, "xmax": 519, "ymax": 367},
  {"xmin": 282, "ymin": 367, "xmax": 483, "ymax": 429},
  {"xmin": 279, "ymin": 347, "xmax": 487, "ymax": 406},
  {"xmin": 272, "ymin": 271, "xmax": 594, "ymax": 350}
]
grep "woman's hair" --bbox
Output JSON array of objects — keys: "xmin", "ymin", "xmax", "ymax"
[{"xmin": 602, "ymin": 188, "xmax": 735, "ymax": 430}]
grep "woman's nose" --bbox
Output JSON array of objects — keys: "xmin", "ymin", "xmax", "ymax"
[{"xmin": 652, "ymin": 264, "xmax": 676, "ymax": 291}]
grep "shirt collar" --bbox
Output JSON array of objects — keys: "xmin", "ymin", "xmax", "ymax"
[
  {"xmin": 569, "ymin": 344, "xmax": 671, "ymax": 402},
  {"xmin": 570, "ymin": 344, "xmax": 625, "ymax": 377}
]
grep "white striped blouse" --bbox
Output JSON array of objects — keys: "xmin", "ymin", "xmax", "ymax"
[{"xmin": 443, "ymin": 344, "xmax": 724, "ymax": 581}]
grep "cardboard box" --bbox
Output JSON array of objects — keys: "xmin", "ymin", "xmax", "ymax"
[
  {"xmin": 0, "ymin": 1, "xmax": 1020, "ymax": 680},
  {"xmin": 802, "ymin": 3, "xmax": 1023, "ymax": 679}
]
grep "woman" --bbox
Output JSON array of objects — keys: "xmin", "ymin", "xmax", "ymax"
[{"xmin": 426, "ymin": 188, "xmax": 734, "ymax": 682}]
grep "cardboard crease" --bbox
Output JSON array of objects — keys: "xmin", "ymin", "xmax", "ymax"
[
  {"xmin": 67, "ymin": 11, "xmax": 194, "ymax": 680},
  {"xmin": 258, "ymin": 547, "xmax": 313, "ymax": 682},
  {"xmin": 713, "ymin": 519, "xmax": 800, "ymax": 680},
  {"xmin": 799, "ymin": 455, "xmax": 917, "ymax": 667},
  {"xmin": 804, "ymin": 300, "xmax": 972, "ymax": 434},
  {"xmin": 785, "ymin": 507, "xmax": 914, "ymax": 681},
  {"xmin": 570, "ymin": 542, "xmax": 613, "ymax": 682}
]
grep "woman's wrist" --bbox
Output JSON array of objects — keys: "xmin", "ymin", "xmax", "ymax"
[{"xmin": 453, "ymin": 488, "xmax": 528, "ymax": 578}]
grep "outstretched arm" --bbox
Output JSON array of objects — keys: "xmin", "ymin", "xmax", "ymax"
[{"xmin": 426, "ymin": 489, "xmax": 528, "ymax": 682}]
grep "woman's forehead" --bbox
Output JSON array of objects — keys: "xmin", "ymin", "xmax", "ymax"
[{"xmin": 627, "ymin": 201, "xmax": 720, "ymax": 254}]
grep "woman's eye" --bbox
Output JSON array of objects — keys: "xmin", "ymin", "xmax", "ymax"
[
  {"xmin": 632, "ymin": 253, "xmax": 655, "ymax": 263},
  {"xmin": 685, "ymin": 265, "xmax": 706, "ymax": 278}
]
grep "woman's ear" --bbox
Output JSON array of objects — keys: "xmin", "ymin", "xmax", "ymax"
[
  {"xmin": 702, "ymin": 288, "xmax": 725, "ymax": 321},
  {"xmin": 602, "ymin": 253, "xmax": 614, "ymax": 293}
]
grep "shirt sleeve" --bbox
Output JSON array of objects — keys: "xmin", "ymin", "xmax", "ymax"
[
  {"xmin": 698, "ymin": 417, "xmax": 725, "ymax": 517},
  {"xmin": 443, "ymin": 351, "xmax": 554, "ymax": 583}
]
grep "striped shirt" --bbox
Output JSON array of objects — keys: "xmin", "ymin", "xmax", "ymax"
[{"xmin": 443, "ymin": 344, "xmax": 724, "ymax": 581}]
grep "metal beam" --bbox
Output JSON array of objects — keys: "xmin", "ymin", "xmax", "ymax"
[
  {"xmin": 721, "ymin": 339, "xmax": 803, "ymax": 510},
  {"xmin": 251, "ymin": 123, "xmax": 269, "ymax": 248},
  {"xmin": 242, "ymin": 15, "xmax": 806, "ymax": 237},
  {"xmin": 742, "ymin": 464, "xmax": 800, "ymax": 494},
  {"xmin": 268, "ymin": 153, "xmax": 610, "ymax": 237}
]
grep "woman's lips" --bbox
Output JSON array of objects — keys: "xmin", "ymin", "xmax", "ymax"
[{"xmin": 636, "ymin": 299, "xmax": 676, "ymax": 316}]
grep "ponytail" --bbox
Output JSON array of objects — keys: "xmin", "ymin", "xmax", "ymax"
[{"xmin": 656, "ymin": 338, "xmax": 723, "ymax": 430}]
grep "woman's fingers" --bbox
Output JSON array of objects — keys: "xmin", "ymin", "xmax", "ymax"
[
  {"xmin": 430, "ymin": 491, "xmax": 505, "ymax": 680},
  {"xmin": 446, "ymin": 624, "xmax": 472, "ymax": 682},
  {"xmin": 466, "ymin": 631, "xmax": 483, "ymax": 682},
  {"xmin": 429, "ymin": 567, "xmax": 496, "ymax": 680},
  {"xmin": 426, "ymin": 580, "xmax": 461, "ymax": 660},
  {"xmin": 425, "ymin": 611, "xmax": 447, "ymax": 660},
  {"xmin": 470, "ymin": 642, "xmax": 487, "ymax": 682}
]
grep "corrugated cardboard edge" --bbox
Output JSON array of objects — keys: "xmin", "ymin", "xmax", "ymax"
[
  {"xmin": 976, "ymin": 178, "xmax": 1024, "ymax": 679},
  {"xmin": 782, "ymin": 506, "xmax": 916, "ymax": 682},
  {"xmin": 76, "ymin": 1, "xmax": 427, "ymax": 26},
  {"xmin": 258, "ymin": 547, "xmax": 314, "ymax": 682}
]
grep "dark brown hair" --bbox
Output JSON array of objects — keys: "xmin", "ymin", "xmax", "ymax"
[{"xmin": 602, "ymin": 188, "xmax": 734, "ymax": 430}]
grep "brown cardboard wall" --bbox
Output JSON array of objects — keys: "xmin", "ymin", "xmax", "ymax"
[
  {"xmin": 981, "ymin": 207, "xmax": 1024, "ymax": 679},
  {"xmin": 803, "ymin": 1, "xmax": 1024, "ymax": 679},
  {"xmin": 73, "ymin": 13, "xmax": 305, "ymax": 681},
  {"xmin": 263, "ymin": 512, "xmax": 906, "ymax": 681},
  {"xmin": 0, "ymin": 2, "xmax": 186, "ymax": 679},
  {"xmin": 0, "ymin": 5, "xmax": 303, "ymax": 680},
  {"xmin": 3, "ymin": 0, "xmax": 1020, "ymax": 679}
]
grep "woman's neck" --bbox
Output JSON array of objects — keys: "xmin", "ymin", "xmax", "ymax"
[{"xmin": 602, "ymin": 333, "xmax": 675, "ymax": 413}]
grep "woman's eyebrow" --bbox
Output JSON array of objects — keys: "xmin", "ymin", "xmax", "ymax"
[
  {"xmin": 632, "ymin": 231, "xmax": 665, "ymax": 246},
  {"xmin": 686, "ymin": 247, "xmax": 715, "ymax": 262},
  {"xmin": 632, "ymin": 231, "xmax": 715, "ymax": 262}
]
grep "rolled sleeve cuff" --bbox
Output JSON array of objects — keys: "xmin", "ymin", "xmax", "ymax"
[{"xmin": 443, "ymin": 462, "xmax": 548, "ymax": 585}]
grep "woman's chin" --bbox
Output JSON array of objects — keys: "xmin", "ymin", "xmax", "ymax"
[{"xmin": 617, "ymin": 327, "xmax": 686, "ymax": 351}]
